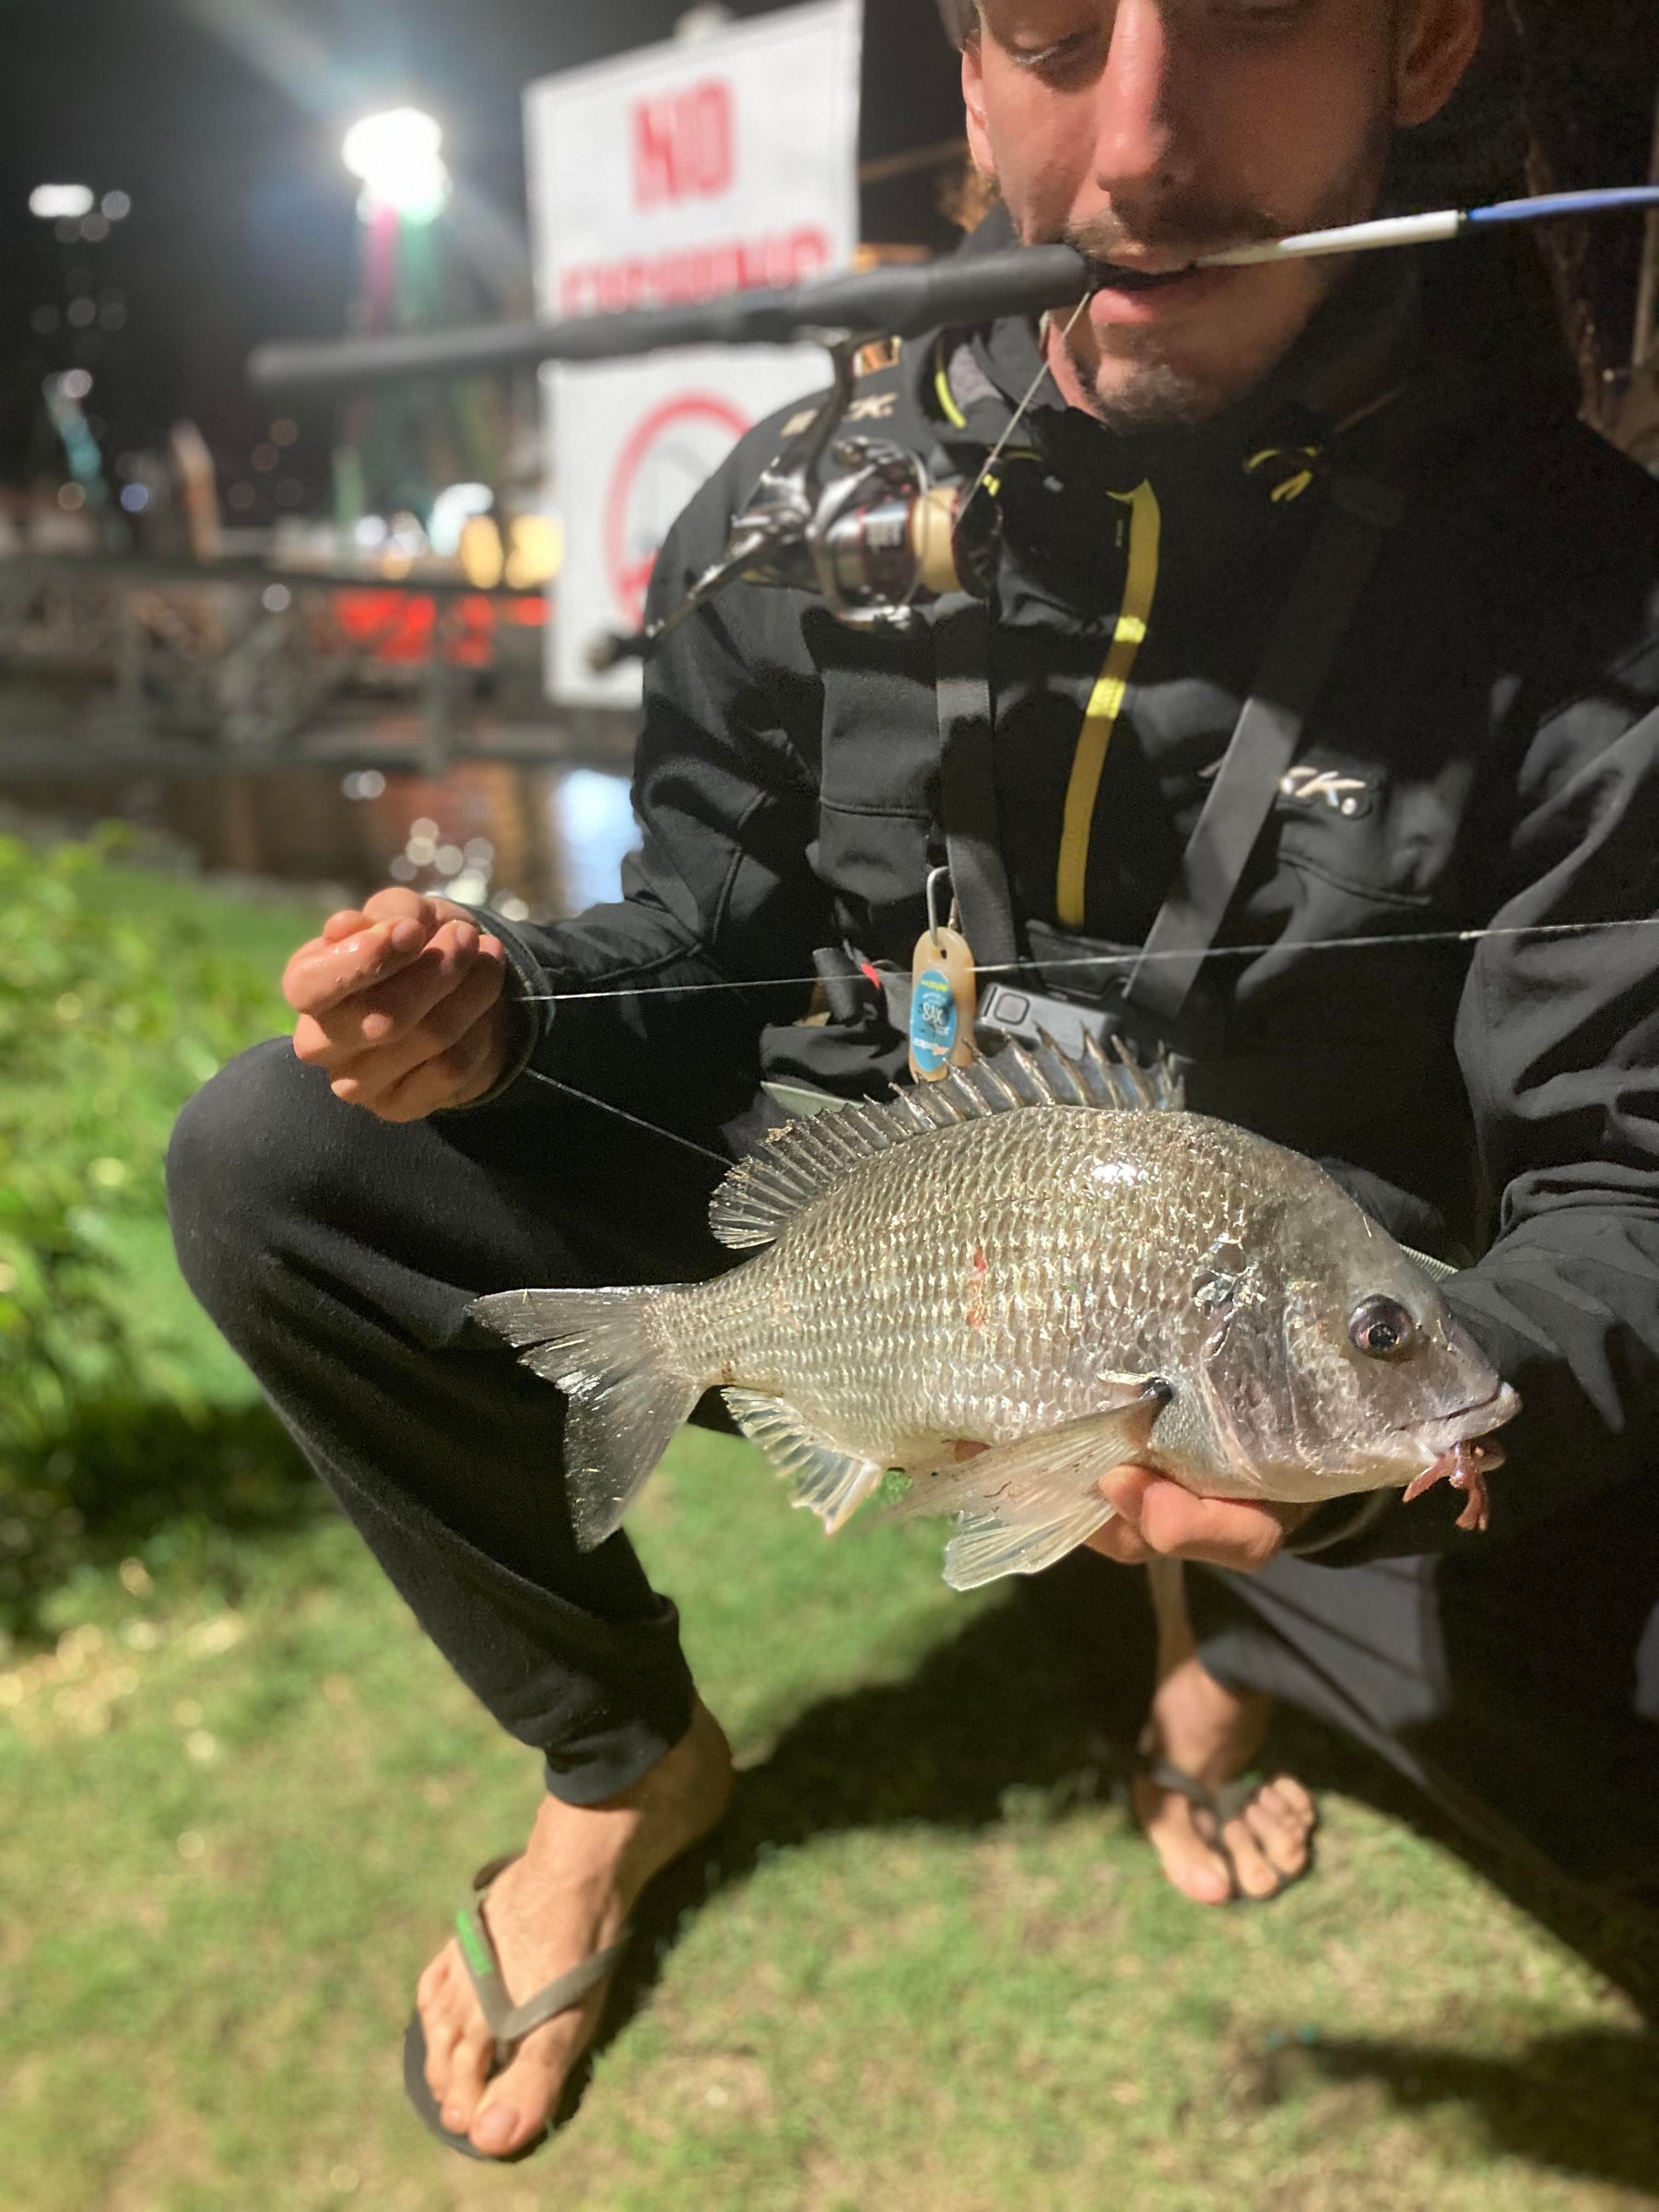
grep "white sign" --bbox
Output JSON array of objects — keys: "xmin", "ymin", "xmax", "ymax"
[{"xmin": 525, "ymin": 1, "xmax": 863, "ymax": 706}]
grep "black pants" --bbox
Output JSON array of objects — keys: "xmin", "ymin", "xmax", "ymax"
[{"xmin": 167, "ymin": 1040, "xmax": 1659, "ymax": 1888}]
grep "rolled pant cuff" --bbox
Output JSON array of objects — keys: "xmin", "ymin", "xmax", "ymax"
[{"xmin": 541, "ymin": 1699, "xmax": 696, "ymax": 1807}]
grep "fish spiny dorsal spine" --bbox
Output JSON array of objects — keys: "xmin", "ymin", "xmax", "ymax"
[{"xmin": 706, "ymin": 1040, "xmax": 1184, "ymax": 1253}]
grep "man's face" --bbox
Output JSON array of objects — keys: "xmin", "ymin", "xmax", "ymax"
[{"xmin": 963, "ymin": 0, "xmax": 1481, "ymax": 428}]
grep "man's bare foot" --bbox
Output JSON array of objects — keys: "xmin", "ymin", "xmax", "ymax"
[
  {"xmin": 1130, "ymin": 1650, "xmax": 1316, "ymax": 1905},
  {"xmin": 1126, "ymin": 1561, "xmax": 1314, "ymax": 1906},
  {"xmin": 417, "ymin": 1700, "xmax": 734, "ymax": 2159}
]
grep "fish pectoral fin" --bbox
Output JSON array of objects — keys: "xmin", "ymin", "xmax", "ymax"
[
  {"xmin": 943, "ymin": 1494, "xmax": 1121, "ymax": 1594},
  {"xmin": 889, "ymin": 1388, "xmax": 1169, "ymax": 1594},
  {"xmin": 723, "ymin": 1389, "xmax": 887, "ymax": 1535}
]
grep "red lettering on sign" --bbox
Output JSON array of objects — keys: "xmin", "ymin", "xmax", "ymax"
[
  {"xmin": 632, "ymin": 79, "xmax": 734, "ymax": 207},
  {"xmin": 559, "ymin": 226, "xmax": 833, "ymax": 319}
]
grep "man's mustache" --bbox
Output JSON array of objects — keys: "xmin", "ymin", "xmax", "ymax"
[{"xmin": 1061, "ymin": 202, "xmax": 1282, "ymax": 267}]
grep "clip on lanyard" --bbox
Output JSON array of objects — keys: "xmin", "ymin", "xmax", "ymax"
[{"xmin": 909, "ymin": 865, "xmax": 979, "ymax": 1082}]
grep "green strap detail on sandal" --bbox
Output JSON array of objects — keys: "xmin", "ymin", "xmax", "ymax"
[
  {"xmin": 454, "ymin": 1858, "xmax": 632, "ymax": 2063},
  {"xmin": 456, "ymin": 1909, "xmax": 497, "ymax": 1988}
]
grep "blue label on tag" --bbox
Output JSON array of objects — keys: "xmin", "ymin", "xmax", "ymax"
[{"xmin": 910, "ymin": 969, "xmax": 958, "ymax": 1076}]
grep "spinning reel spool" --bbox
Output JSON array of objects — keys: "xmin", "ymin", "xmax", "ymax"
[{"xmin": 588, "ymin": 336, "xmax": 1003, "ymax": 673}]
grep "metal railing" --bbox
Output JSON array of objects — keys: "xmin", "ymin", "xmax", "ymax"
[{"xmin": 0, "ymin": 554, "xmax": 636, "ymax": 782}]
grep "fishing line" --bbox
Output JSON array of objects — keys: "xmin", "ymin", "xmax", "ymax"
[
  {"xmin": 518, "ymin": 1065, "xmax": 732, "ymax": 1169},
  {"xmin": 502, "ymin": 912, "xmax": 1659, "ymax": 1169},
  {"xmin": 510, "ymin": 913, "xmax": 1659, "ymax": 1010},
  {"xmin": 954, "ymin": 292, "xmax": 1094, "ymax": 529}
]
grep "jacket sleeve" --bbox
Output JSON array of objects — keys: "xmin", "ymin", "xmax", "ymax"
[
  {"xmin": 1302, "ymin": 699, "xmax": 1659, "ymax": 1564},
  {"xmin": 469, "ymin": 462, "xmax": 830, "ymax": 1144}
]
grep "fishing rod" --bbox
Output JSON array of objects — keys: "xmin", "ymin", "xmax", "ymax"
[
  {"xmin": 249, "ymin": 186, "xmax": 1659, "ymax": 397},
  {"xmin": 582, "ymin": 184, "xmax": 1659, "ymax": 672},
  {"xmin": 247, "ymin": 184, "xmax": 1659, "ymax": 669}
]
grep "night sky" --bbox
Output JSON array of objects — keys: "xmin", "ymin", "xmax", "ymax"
[
  {"xmin": 0, "ymin": 0, "xmax": 1653, "ymax": 499},
  {"xmin": 0, "ymin": 0, "xmax": 965, "ymax": 496}
]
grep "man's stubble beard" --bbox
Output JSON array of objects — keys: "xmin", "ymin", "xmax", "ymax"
[
  {"xmin": 1071, "ymin": 286, "xmax": 1342, "ymax": 433},
  {"xmin": 1056, "ymin": 112, "xmax": 1395, "ymax": 433}
]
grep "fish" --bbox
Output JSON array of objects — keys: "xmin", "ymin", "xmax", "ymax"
[{"xmin": 470, "ymin": 1040, "xmax": 1520, "ymax": 1592}]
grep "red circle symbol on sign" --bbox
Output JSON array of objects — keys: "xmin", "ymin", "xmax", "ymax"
[{"xmin": 605, "ymin": 391, "xmax": 751, "ymax": 629}]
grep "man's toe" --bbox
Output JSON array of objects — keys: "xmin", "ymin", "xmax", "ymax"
[
  {"xmin": 422, "ymin": 2018, "xmax": 460, "ymax": 2103},
  {"xmin": 1265, "ymin": 1774, "xmax": 1316, "ymax": 1830},
  {"xmin": 1243, "ymin": 1797, "xmax": 1311, "ymax": 1880},
  {"xmin": 1221, "ymin": 1817, "xmax": 1287, "ymax": 1900},
  {"xmin": 441, "ymin": 2026, "xmax": 495, "ymax": 2134},
  {"xmin": 1133, "ymin": 1779, "xmax": 1235, "ymax": 1903},
  {"xmin": 470, "ymin": 2099, "xmax": 523, "ymax": 2157},
  {"xmin": 1157, "ymin": 1833, "xmax": 1235, "ymax": 1905},
  {"xmin": 469, "ymin": 2013, "xmax": 591, "ymax": 2159}
]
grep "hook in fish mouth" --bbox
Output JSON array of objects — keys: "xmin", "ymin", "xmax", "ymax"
[{"xmin": 1404, "ymin": 1437, "xmax": 1505, "ymax": 1534}]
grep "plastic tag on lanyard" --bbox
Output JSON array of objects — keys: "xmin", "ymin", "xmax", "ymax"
[{"xmin": 910, "ymin": 866, "xmax": 979, "ymax": 1082}]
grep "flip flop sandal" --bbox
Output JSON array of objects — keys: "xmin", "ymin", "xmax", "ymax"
[
  {"xmin": 403, "ymin": 1852, "xmax": 632, "ymax": 2163},
  {"xmin": 1135, "ymin": 1760, "xmax": 1316, "ymax": 1906}
]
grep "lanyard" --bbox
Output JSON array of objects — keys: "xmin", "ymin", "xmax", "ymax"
[
  {"xmin": 930, "ymin": 456, "xmax": 1411, "ymax": 1029},
  {"xmin": 1124, "ymin": 469, "xmax": 1404, "ymax": 1022},
  {"xmin": 933, "ymin": 592, "xmax": 1020, "ymax": 971}
]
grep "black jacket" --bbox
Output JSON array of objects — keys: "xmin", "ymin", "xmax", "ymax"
[{"xmin": 481, "ymin": 229, "xmax": 1659, "ymax": 1568}]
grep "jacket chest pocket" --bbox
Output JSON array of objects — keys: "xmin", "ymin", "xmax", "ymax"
[
  {"xmin": 1274, "ymin": 747, "xmax": 1474, "ymax": 909},
  {"xmin": 814, "ymin": 654, "xmax": 936, "ymax": 944},
  {"xmin": 816, "ymin": 651, "xmax": 938, "ymax": 821}
]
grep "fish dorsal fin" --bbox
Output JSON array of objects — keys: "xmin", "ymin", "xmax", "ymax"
[
  {"xmin": 709, "ymin": 1037, "xmax": 1184, "ymax": 1252},
  {"xmin": 1403, "ymin": 1243, "xmax": 1458, "ymax": 1283}
]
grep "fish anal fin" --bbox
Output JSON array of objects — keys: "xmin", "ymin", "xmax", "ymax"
[
  {"xmin": 724, "ymin": 1389, "xmax": 886, "ymax": 1535},
  {"xmin": 889, "ymin": 1386, "xmax": 1171, "ymax": 1593}
]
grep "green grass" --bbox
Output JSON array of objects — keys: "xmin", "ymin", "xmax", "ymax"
[{"xmin": 3, "ymin": 853, "xmax": 1657, "ymax": 2211}]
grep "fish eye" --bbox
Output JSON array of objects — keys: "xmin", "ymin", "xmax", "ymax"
[{"xmin": 1349, "ymin": 1297, "xmax": 1417, "ymax": 1359}]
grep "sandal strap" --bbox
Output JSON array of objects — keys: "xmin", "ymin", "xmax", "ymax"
[
  {"xmin": 453, "ymin": 1859, "xmax": 632, "ymax": 2057},
  {"xmin": 1142, "ymin": 1760, "xmax": 1265, "ymax": 1832}
]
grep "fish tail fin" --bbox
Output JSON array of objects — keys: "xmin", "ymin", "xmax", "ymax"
[{"xmin": 469, "ymin": 1286, "xmax": 702, "ymax": 1549}]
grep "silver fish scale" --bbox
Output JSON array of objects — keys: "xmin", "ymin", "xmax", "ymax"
[{"xmin": 659, "ymin": 1106, "xmax": 1268, "ymax": 1465}]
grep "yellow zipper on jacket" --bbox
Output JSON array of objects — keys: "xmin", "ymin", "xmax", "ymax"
[{"xmin": 1055, "ymin": 479, "xmax": 1162, "ymax": 930}]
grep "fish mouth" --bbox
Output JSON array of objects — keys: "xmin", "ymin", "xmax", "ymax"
[{"xmin": 1404, "ymin": 1382, "xmax": 1522, "ymax": 1464}]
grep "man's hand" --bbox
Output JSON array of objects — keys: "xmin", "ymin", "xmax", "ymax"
[
  {"xmin": 283, "ymin": 888, "xmax": 515, "ymax": 1124},
  {"xmin": 1086, "ymin": 1465, "xmax": 1313, "ymax": 1574}
]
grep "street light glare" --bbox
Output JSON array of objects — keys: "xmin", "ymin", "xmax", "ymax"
[
  {"xmin": 30, "ymin": 184, "xmax": 96, "ymax": 220},
  {"xmin": 341, "ymin": 108, "xmax": 450, "ymax": 225}
]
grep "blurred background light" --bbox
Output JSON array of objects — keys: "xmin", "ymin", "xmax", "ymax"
[
  {"xmin": 29, "ymin": 183, "xmax": 95, "ymax": 220},
  {"xmin": 458, "ymin": 514, "xmax": 505, "ymax": 590},
  {"xmin": 428, "ymin": 481, "xmax": 493, "ymax": 559},
  {"xmin": 504, "ymin": 512, "xmax": 562, "ymax": 590},
  {"xmin": 341, "ymin": 107, "xmax": 451, "ymax": 226},
  {"xmin": 555, "ymin": 769, "xmax": 641, "ymax": 912}
]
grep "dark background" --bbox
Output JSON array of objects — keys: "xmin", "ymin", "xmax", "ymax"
[{"xmin": 0, "ymin": 0, "xmax": 1654, "ymax": 497}]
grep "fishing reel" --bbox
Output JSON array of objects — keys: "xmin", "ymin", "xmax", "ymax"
[{"xmin": 589, "ymin": 336, "xmax": 1001, "ymax": 674}]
